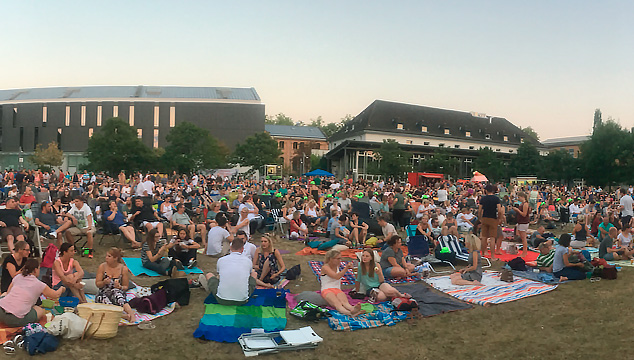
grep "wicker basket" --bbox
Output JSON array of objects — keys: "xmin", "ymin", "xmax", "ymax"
[{"xmin": 77, "ymin": 303, "xmax": 124, "ymax": 339}]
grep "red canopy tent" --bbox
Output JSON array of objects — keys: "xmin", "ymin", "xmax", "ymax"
[{"xmin": 407, "ymin": 172, "xmax": 444, "ymax": 186}]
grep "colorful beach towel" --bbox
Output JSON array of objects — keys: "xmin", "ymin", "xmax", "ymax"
[
  {"xmin": 85, "ymin": 286, "xmax": 176, "ymax": 326},
  {"xmin": 483, "ymin": 249, "xmax": 540, "ymax": 262},
  {"xmin": 123, "ymin": 257, "xmax": 203, "ymax": 277},
  {"xmin": 296, "ymin": 247, "xmax": 362, "ymax": 258},
  {"xmin": 286, "ymin": 289, "xmax": 367, "ymax": 310},
  {"xmin": 327, "ymin": 302, "xmax": 408, "ymax": 331},
  {"xmin": 193, "ymin": 288, "xmax": 288, "ymax": 343},
  {"xmin": 424, "ymin": 271, "xmax": 557, "ymax": 306},
  {"xmin": 308, "ymin": 261, "xmax": 419, "ymax": 285}
]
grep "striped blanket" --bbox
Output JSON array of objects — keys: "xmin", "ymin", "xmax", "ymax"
[
  {"xmin": 86, "ymin": 287, "xmax": 176, "ymax": 326},
  {"xmin": 308, "ymin": 261, "xmax": 419, "ymax": 286},
  {"xmin": 424, "ymin": 271, "xmax": 557, "ymax": 306},
  {"xmin": 193, "ymin": 288, "xmax": 288, "ymax": 343},
  {"xmin": 327, "ymin": 302, "xmax": 408, "ymax": 331}
]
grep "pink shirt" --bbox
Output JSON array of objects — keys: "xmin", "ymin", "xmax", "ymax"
[
  {"xmin": 52, "ymin": 258, "xmax": 74, "ymax": 286},
  {"xmin": 0, "ymin": 274, "xmax": 46, "ymax": 318}
]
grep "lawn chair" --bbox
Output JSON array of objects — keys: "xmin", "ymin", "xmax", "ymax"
[
  {"xmin": 407, "ymin": 235, "xmax": 455, "ymax": 273},
  {"xmin": 436, "ymin": 235, "xmax": 491, "ymax": 268}
]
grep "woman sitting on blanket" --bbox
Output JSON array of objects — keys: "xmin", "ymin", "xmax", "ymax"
[
  {"xmin": 379, "ymin": 235, "xmax": 417, "ymax": 279},
  {"xmin": 552, "ymin": 233, "xmax": 587, "ymax": 281},
  {"xmin": 355, "ymin": 249, "xmax": 408, "ymax": 301},
  {"xmin": 450, "ymin": 234, "xmax": 483, "ymax": 286},
  {"xmin": 253, "ymin": 235, "xmax": 286, "ymax": 285},
  {"xmin": 141, "ymin": 228, "xmax": 185, "ymax": 278},
  {"xmin": 0, "ymin": 259, "xmax": 65, "ymax": 327},
  {"xmin": 321, "ymin": 249, "xmax": 365, "ymax": 316},
  {"xmin": 95, "ymin": 247, "xmax": 136, "ymax": 322},
  {"xmin": 52, "ymin": 243, "xmax": 87, "ymax": 303}
]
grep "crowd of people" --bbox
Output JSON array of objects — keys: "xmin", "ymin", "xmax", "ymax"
[{"xmin": 0, "ymin": 167, "xmax": 632, "ymax": 325}]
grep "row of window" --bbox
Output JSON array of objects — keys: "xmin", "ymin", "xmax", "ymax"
[
  {"xmin": 402, "ymin": 139, "xmax": 514, "ymax": 153},
  {"xmin": 12, "ymin": 127, "xmax": 160, "ymax": 152},
  {"xmin": 11, "ymin": 103, "xmax": 176, "ymax": 128},
  {"xmin": 278, "ymin": 141, "xmax": 322, "ymax": 150},
  {"xmin": 395, "ymin": 123, "xmax": 518, "ymax": 142}
]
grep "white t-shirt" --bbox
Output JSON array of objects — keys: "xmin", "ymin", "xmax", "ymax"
[
  {"xmin": 142, "ymin": 181, "xmax": 155, "ymax": 195},
  {"xmin": 216, "ymin": 252, "xmax": 253, "ymax": 302},
  {"xmin": 339, "ymin": 198, "xmax": 351, "ymax": 212},
  {"xmin": 437, "ymin": 189, "xmax": 448, "ymax": 202},
  {"xmin": 169, "ymin": 237, "xmax": 195, "ymax": 252},
  {"xmin": 242, "ymin": 242, "xmax": 257, "ymax": 261},
  {"xmin": 620, "ymin": 195, "xmax": 634, "ymax": 217},
  {"xmin": 568, "ymin": 204, "xmax": 581, "ymax": 215},
  {"xmin": 618, "ymin": 232, "xmax": 632, "ymax": 248},
  {"xmin": 457, "ymin": 213, "xmax": 474, "ymax": 227},
  {"xmin": 382, "ymin": 223, "xmax": 396, "ymax": 238},
  {"xmin": 69, "ymin": 203, "xmax": 93, "ymax": 229},
  {"xmin": 206, "ymin": 226, "xmax": 231, "ymax": 256}
]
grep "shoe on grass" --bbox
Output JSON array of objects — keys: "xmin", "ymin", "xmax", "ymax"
[{"xmin": 188, "ymin": 259, "xmax": 197, "ymax": 269}]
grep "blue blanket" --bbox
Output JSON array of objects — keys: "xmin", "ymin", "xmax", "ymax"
[
  {"xmin": 327, "ymin": 302, "xmax": 408, "ymax": 331},
  {"xmin": 123, "ymin": 257, "xmax": 203, "ymax": 277},
  {"xmin": 511, "ymin": 269, "xmax": 561, "ymax": 284}
]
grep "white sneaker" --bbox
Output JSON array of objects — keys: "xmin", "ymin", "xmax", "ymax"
[{"xmin": 199, "ymin": 274, "xmax": 209, "ymax": 292}]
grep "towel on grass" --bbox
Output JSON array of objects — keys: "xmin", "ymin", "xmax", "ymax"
[
  {"xmin": 393, "ymin": 283, "xmax": 473, "ymax": 316},
  {"xmin": 308, "ymin": 261, "xmax": 419, "ymax": 285},
  {"xmin": 608, "ymin": 260, "xmax": 634, "ymax": 267},
  {"xmin": 511, "ymin": 269, "xmax": 562, "ymax": 284},
  {"xmin": 327, "ymin": 302, "xmax": 408, "ymax": 331},
  {"xmin": 193, "ymin": 288, "xmax": 288, "ymax": 343},
  {"xmin": 286, "ymin": 289, "xmax": 366, "ymax": 310},
  {"xmin": 424, "ymin": 271, "xmax": 557, "ymax": 306},
  {"xmin": 483, "ymin": 250, "xmax": 540, "ymax": 262},
  {"xmin": 296, "ymin": 247, "xmax": 362, "ymax": 258},
  {"xmin": 123, "ymin": 257, "xmax": 203, "ymax": 277},
  {"xmin": 85, "ymin": 286, "xmax": 176, "ymax": 326}
]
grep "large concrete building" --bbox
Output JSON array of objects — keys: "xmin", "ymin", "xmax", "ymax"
[
  {"xmin": 265, "ymin": 124, "xmax": 327, "ymax": 174},
  {"xmin": 0, "ymin": 85, "xmax": 264, "ymax": 172},
  {"xmin": 326, "ymin": 100, "xmax": 546, "ymax": 180}
]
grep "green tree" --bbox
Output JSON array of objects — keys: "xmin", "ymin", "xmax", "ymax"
[
  {"xmin": 30, "ymin": 141, "xmax": 64, "ymax": 170},
  {"xmin": 417, "ymin": 148, "xmax": 460, "ymax": 177},
  {"xmin": 265, "ymin": 113, "xmax": 295, "ymax": 126},
  {"xmin": 520, "ymin": 126, "xmax": 540, "ymax": 141},
  {"xmin": 374, "ymin": 139, "xmax": 411, "ymax": 180},
  {"xmin": 161, "ymin": 122, "xmax": 228, "ymax": 173},
  {"xmin": 473, "ymin": 147, "xmax": 506, "ymax": 181},
  {"xmin": 580, "ymin": 119, "xmax": 633, "ymax": 187},
  {"xmin": 509, "ymin": 141, "xmax": 542, "ymax": 177},
  {"xmin": 309, "ymin": 114, "xmax": 354, "ymax": 139},
  {"xmin": 85, "ymin": 118, "xmax": 155, "ymax": 176},
  {"xmin": 539, "ymin": 149, "xmax": 580, "ymax": 184},
  {"xmin": 232, "ymin": 132, "xmax": 282, "ymax": 170},
  {"xmin": 310, "ymin": 154, "xmax": 327, "ymax": 171}
]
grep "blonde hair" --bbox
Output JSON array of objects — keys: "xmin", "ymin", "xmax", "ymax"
[
  {"xmin": 465, "ymin": 234, "xmax": 481, "ymax": 251},
  {"xmin": 325, "ymin": 249, "xmax": 341, "ymax": 263},
  {"xmin": 107, "ymin": 247, "xmax": 124, "ymax": 263},
  {"xmin": 260, "ymin": 234, "xmax": 276, "ymax": 252}
]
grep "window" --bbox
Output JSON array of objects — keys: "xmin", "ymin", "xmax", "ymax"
[
  {"xmin": 465, "ymin": 131, "xmax": 471, "ymax": 137},
  {"xmin": 279, "ymin": 141, "xmax": 284, "ymax": 149},
  {"xmin": 520, "ymin": 137, "xmax": 525, "ymax": 143},
  {"xmin": 313, "ymin": 143, "xmax": 321, "ymax": 149},
  {"xmin": 81, "ymin": 105, "xmax": 86, "ymax": 126},
  {"xmin": 129, "ymin": 104, "xmax": 134, "ymax": 126},
  {"xmin": 137, "ymin": 129, "xmax": 142, "ymax": 139},
  {"xmin": 406, "ymin": 140, "xmax": 413, "ymax": 144},
  {"xmin": 485, "ymin": 134, "xmax": 491, "ymax": 140},
  {"xmin": 509, "ymin": 149, "xmax": 514, "ymax": 153},
  {"xmin": 439, "ymin": 143, "xmax": 445, "ymax": 147},
  {"xmin": 293, "ymin": 142, "xmax": 298, "ymax": 149},
  {"xmin": 454, "ymin": 145, "xmax": 460, "ymax": 148},
  {"xmin": 421, "ymin": 126, "xmax": 427, "ymax": 132},
  {"xmin": 568, "ymin": 148, "xmax": 574, "ymax": 156},
  {"xmin": 153, "ymin": 129, "xmax": 159, "ymax": 148},
  {"xmin": 42, "ymin": 105, "xmax": 47, "ymax": 126},
  {"xmin": 97, "ymin": 104, "xmax": 102, "ymax": 126},
  {"xmin": 88, "ymin": 128, "xmax": 94, "ymax": 138},
  {"xmin": 33, "ymin": 127, "xmax": 39, "ymax": 150},
  {"xmin": 113, "ymin": 104, "xmax": 118, "ymax": 117},
  {"xmin": 19, "ymin": 127, "xmax": 24, "ymax": 150},
  {"xmin": 13, "ymin": 107, "xmax": 18, "ymax": 128},
  {"xmin": 423, "ymin": 141, "xmax": 430, "ymax": 145},
  {"xmin": 65, "ymin": 105, "xmax": 70, "ymax": 126},
  {"xmin": 396, "ymin": 123, "xmax": 404, "ymax": 130},
  {"xmin": 153, "ymin": 104, "xmax": 160, "ymax": 127},
  {"xmin": 496, "ymin": 149, "xmax": 501, "ymax": 152},
  {"xmin": 503, "ymin": 135, "xmax": 509, "ymax": 142},
  {"xmin": 57, "ymin": 128, "xmax": 62, "ymax": 149},
  {"xmin": 444, "ymin": 128, "xmax": 450, "ymax": 135},
  {"xmin": 169, "ymin": 105, "xmax": 175, "ymax": 127}
]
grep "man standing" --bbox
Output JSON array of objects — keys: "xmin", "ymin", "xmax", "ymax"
[
  {"xmin": 478, "ymin": 184, "xmax": 503, "ymax": 259},
  {"xmin": 619, "ymin": 187, "xmax": 633, "ymax": 229}
]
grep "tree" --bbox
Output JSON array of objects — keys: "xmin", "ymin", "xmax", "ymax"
[
  {"xmin": 580, "ymin": 119, "xmax": 633, "ymax": 187},
  {"xmin": 473, "ymin": 147, "xmax": 506, "ymax": 182},
  {"xmin": 373, "ymin": 139, "xmax": 411, "ymax": 180},
  {"xmin": 265, "ymin": 113, "xmax": 295, "ymax": 126},
  {"xmin": 309, "ymin": 114, "xmax": 354, "ymax": 139},
  {"xmin": 509, "ymin": 141, "xmax": 542, "ymax": 177},
  {"xmin": 85, "ymin": 118, "xmax": 156, "ymax": 176},
  {"xmin": 232, "ymin": 132, "xmax": 282, "ymax": 170},
  {"xmin": 311, "ymin": 154, "xmax": 327, "ymax": 171},
  {"xmin": 593, "ymin": 108, "xmax": 602, "ymax": 131},
  {"xmin": 520, "ymin": 126, "xmax": 540, "ymax": 141},
  {"xmin": 161, "ymin": 122, "xmax": 228, "ymax": 173},
  {"xmin": 30, "ymin": 141, "xmax": 64, "ymax": 170},
  {"xmin": 539, "ymin": 149, "xmax": 580, "ymax": 184},
  {"xmin": 417, "ymin": 148, "xmax": 460, "ymax": 177}
]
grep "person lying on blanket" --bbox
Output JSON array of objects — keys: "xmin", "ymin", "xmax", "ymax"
[
  {"xmin": 320, "ymin": 249, "xmax": 365, "ymax": 316},
  {"xmin": 199, "ymin": 238, "xmax": 274, "ymax": 306},
  {"xmin": 355, "ymin": 249, "xmax": 409, "ymax": 302},
  {"xmin": 95, "ymin": 247, "xmax": 136, "ymax": 322},
  {"xmin": 450, "ymin": 233, "xmax": 483, "ymax": 286},
  {"xmin": 536, "ymin": 241, "xmax": 555, "ymax": 273},
  {"xmin": 379, "ymin": 235, "xmax": 417, "ymax": 279}
]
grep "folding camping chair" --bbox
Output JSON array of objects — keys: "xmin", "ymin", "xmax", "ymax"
[
  {"xmin": 238, "ymin": 326, "xmax": 323, "ymax": 357},
  {"xmin": 436, "ymin": 235, "xmax": 492, "ymax": 268},
  {"xmin": 407, "ymin": 235, "xmax": 455, "ymax": 273}
]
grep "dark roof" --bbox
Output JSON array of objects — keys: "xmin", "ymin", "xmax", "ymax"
[
  {"xmin": 265, "ymin": 125, "xmax": 326, "ymax": 140},
  {"xmin": 329, "ymin": 100, "xmax": 543, "ymax": 147},
  {"xmin": 541, "ymin": 135, "xmax": 590, "ymax": 147},
  {"xmin": 0, "ymin": 85, "xmax": 261, "ymax": 102}
]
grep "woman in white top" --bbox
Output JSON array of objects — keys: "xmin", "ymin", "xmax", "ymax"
[
  {"xmin": 320, "ymin": 249, "xmax": 364, "ymax": 316},
  {"xmin": 304, "ymin": 199, "xmax": 325, "ymax": 228},
  {"xmin": 235, "ymin": 207, "xmax": 251, "ymax": 238},
  {"xmin": 282, "ymin": 201, "xmax": 296, "ymax": 222}
]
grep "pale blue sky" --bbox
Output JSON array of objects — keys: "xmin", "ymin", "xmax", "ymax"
[{"xmin": 1, "ymin": 1, "xmax": 632, "ymax": 139}]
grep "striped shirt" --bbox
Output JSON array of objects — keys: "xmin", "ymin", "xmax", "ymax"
[{"xmin": 536, "ymin": 249, "xmax": 555, "ymax": 268}]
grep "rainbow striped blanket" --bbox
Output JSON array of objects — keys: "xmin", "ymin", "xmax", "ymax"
[
  {"xmin": 193, "ymin": 289, "xmax": 288, "ymax": 343},
  {"xmin": 424, "ymin": 271, "xmax": 557, "ymax": 306}
]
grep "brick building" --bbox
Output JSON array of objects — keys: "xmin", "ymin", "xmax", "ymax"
[{"xmin": 265, "ymin": 124, "xmax": 327, "ymax": 174}]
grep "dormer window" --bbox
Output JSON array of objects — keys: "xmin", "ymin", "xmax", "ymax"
[
  {"xmin": 421, "ymin": 126, "xmax": 427, "ymax": 132},
  {"xmin": 503, "ymin": 135, "xmax": 509, "ymax": 142},
  {"xmin": 397, "ymin": 123, "xmax": 404, "ymax": 130},
  {"xmin": 439, "ymin": 143, "xmax": 445, "ymax": 147},
  {"xmin": 424, "ymin": 142, "xmax": 430, "ymax": 145},
  {"xmin": 351, "ymin": 124, "xmax": 355, "ymax": 131},
  {"xmin": 405, "ymin": 140, "xmax": 412, "ymax": 144},
  {"xmin": 485, "ymin": 134, "xmax": 491, "ymax": 140},
  {"xmin": 469, "ymin": 146, "xmax": 475, "ymax": 150},
  {"xmin": 520, "ymin": 137, "xmax": 525, "ymax": 143},
  {"xmin": 454, "ymin": 145, "xmax": 460, "ymax": 149},
  {"xmin": 465, "ymin": 131, "xmax": 471, "ymax": 137},
  {"xmin": 444, "ymin": 128, "xmax": 450, "ymax": 135},
  {"xmin": 496, "ymin": 149, "xmax": 501, "ymax": 152}
]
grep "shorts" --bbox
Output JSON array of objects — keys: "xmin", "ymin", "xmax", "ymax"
[
  {"xmin": 0, "ymin": 226, "xmax": 25, "ymax": 240},
  {"xmin": 461, "ymin": 271, "xmax": 483, "ymax": 282},
  {"xmin": 480, "ymin": 217, "xmax": 498, "ymax": 239},
  {"xmin": 603, "ymin": 253, "xmax": 615, "ymax": 261},
  {"xmin": 0, "ymin": 306, "xmax": 39, "ymax": 328},
  {"xmin": 207, "ymin": 275, "xmax": 256, "ymax": 306},
  {"xmin": 68, "ymin": 226, "xmax": 96, "ymax": 236},
  {"xmin": 321, "ymin": 288, "xmax": 343, "ymax": 298},
  {"xmin": 142, "ymin": 221, "xmax": 160, "ymax": 228},
  {"xmin": 622, "ymin": 216, "xmax": 632, "ymax": 229},
  {"xmin": 517, "ymin": 223, "xmax": 529, "ymax": 232},
  {"xmin": 383, "ymin": 266, "xmax": 394, "ymax": 279}
]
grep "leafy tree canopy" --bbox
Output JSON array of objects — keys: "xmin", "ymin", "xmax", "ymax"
[
  {"xmin": 520, "ymin": 126, "xmax": 540, "ymax": 141},
  {"xmin": 374, "ymin": 139, "xmax": 412, "ymax": 181},
  {"xmin": 580, "ymin": 119, "xmax": 634, "ymax": 186},
  {"xmin": 162, "ymin": 122, "xmax": 228, "ymax": 173},
  {"xmin": 30, "ymin": 141, "xmax": 64, "ymax": 170},
  {"xmin": 473, "ymin": 147, "xmax": 506, "ymax": 182},
  {"xmin": 265, "ymin": 113, "xmax": 295, "ymax": 126},
  {"xmin": 231, "ymin": 132, "xmax": 282, "ymax": 169}
]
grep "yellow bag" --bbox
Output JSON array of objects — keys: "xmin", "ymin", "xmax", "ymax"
[{"xmin": 365, "ymin": 237, "xmax": 378, "ymax": 247}]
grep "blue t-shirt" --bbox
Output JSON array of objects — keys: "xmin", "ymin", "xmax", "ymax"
[
  {"xmin": 327, "ymin": 218, "xmax": 338, "ymax": 239},
  {"xmin": 104, "ymin": 210, "xmax": 125, "ymax": 227},
  {"xmin": 552, "ymin": 245, "xmax": 569, "ymax": 273}
]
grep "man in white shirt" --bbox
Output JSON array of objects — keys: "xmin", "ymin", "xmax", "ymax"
[
  {"xmin": 199, "ymin": 238, "xmax": 272, "ymax": 305},
  {"xmin": 237, "ymin": 230, "xmax": 257, "ymax": 261},
  {"xmin": 67, "ymin": 196, "xmax": 95, "ymax": 258},
  {"xmin": 338, "ymin": 192, "xmax": 352, "ymax": 213},
  {"xmin": 568, "ymin": 199, "xmax": 582, "ymax": 217},
  {"xmin": 437, "ymin": 185, "xmax": 448, "ymax": 203},
  {"xmin": 205, "ymin": 215, "xmax": 233, "ymax": 257},
  {"xmin": 619, "ymin": 187, "xmax": 634, "ymax": 228}
]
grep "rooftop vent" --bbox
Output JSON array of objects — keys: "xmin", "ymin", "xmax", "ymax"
[{"xmin": 216, "ymin": 89, "xmax": 233, "ymax": 99}]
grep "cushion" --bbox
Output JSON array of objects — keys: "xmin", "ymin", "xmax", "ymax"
[
  {"xmin": 317, "ymin": 239, "xmax": 339, "ymax": 251},
  {"xmin": 331, "ymin": 244, "xmax": 349, "ymax": 252},
  {"xmin": 83, "ymin": 279, "xmax": 99, "ymax": 295},
  {"xmin": 295, "ymin": 291, "xmax": 329, "ymax": 307}
]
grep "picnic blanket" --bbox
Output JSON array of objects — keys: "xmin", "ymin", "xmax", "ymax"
[
  {"xmin": 123, "ymin": 257, "xmax": 203, "ymax": 277},
  {"xmin": 327, "ymin": 302, "xmax": 408, "ymax": 331},
  {"xmin": 308, "ymin": 261, "xmax": 419, "ymax": 285},
  {"xmin": 193, "ymin": 288, "xmax": 288, "ymax": 343},
  {"xmin": 424, "ymin": 271, "xmax": 558, "ymax": 306},
  {"xmin": 85, "ymin": 286, "xmax": 176, "ymax": 326},
  {"xmin": 0, "ymin": 319, "xmax": 47, "ymax": 343},
  {"xmin": 511, "ymin": 270, "xmax": 561, "ymax": 285},
  {"xmin": 296, "ymin": 247, "xmax": 362, "ymax": 258},
  {"xmin": 483, "ymin": 249, "xmax": 539, "ymax": 263},
  {"xmin": 393, "ymin": 283, "xmax": 473, "ymax": 316},
  {"xmin": 286, "ymin": 289, "xmax": 366, "ymax": 310},
  {"xmin": 608, "ymin": 260, "xmax": 634, "ymax": 267}
]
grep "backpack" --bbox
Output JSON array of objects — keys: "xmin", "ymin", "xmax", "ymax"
[
  {"xmin": 41, "ymin": 243, "xmax": 59, "ymax": 268},
  {"xmin": 150, "ymin": 278, "xmax": 190, "ymax": 306},
  {"xmin": 290, "ymin": 300, "xmax": 330, "ymax": 321},
  {"xmin": 507, "ymin": 257, "xmax": 527, "ymax": 271},
  {"xmin": 391, "ymin": 297, "xmax": 419, "ymax": 311},
  {"xmin": 285, "ymin": 264, "xmax": 301, "ymax": 280},
  {"xmin": 129, "ymin": 288, "xmax": 168, "ymax": 314}
]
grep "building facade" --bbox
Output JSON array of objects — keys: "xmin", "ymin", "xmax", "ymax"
[
  {"xmin": 0, "ymin": 86, "xmax": 264, "ymax": 172},
  {"xmin": 541, "ymin": 135, "xmax": 589, "ymax": 158},
  {"xmin": 265, "ymin": 124, "xmax": 327, "ymax": 174},
  {"xmin": 326, "ymin": 100, "xmax": 546, "ymax": 180}
]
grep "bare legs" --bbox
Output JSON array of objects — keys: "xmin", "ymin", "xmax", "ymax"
[
  {"xmin": 323, "ymin": 291, "xmax": 364, "ymax": 316},
  {"xmin": 450, "ymin": 272, "xmax": 483, "ymax": 286}
]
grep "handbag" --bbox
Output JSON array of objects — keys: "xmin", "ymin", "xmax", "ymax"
[{"xmin": 500, "ymin": 268, "xmax": 514, "ymax": 282}]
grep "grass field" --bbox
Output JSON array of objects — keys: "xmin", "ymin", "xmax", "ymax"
[{"xmin": 9, "ymin": 225, "xmax": 634, "ymax": 360}]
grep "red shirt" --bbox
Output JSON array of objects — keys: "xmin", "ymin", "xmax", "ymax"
[{"xmin": 19, "ymin": 194, "xmax": 36, "ymax": 205}]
